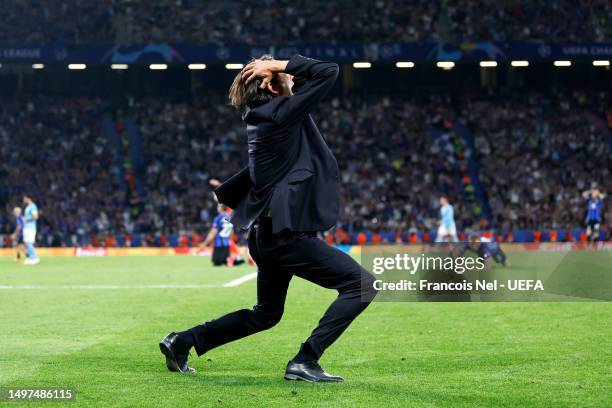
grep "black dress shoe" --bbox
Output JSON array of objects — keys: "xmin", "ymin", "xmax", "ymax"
[
  {"xmin": 284, "ymin": 361, "xmax": 344, "ymax": 382},
  {"xmin": 159, "ymin": 332, "xmax": 195, "ymax": 373}
]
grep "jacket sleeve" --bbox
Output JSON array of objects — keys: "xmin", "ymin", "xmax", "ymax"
[
  {"xmin": 214, "ymin": 167, "xmax": 251, "ymax": 209},
  {"xmin": 272, "ymin": 54, "xmax": 339, "ymax": 125}
]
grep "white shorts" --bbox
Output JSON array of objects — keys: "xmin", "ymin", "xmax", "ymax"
[
  {"xmin": 23, "ymin": 229, "xmax": 37, "ymax": 244},
  {"xmin": 437, "ymin": 224, "xmax": 457, "ymax": 240}
]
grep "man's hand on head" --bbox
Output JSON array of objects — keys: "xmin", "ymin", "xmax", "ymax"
[{"xmin": 242, "ymin": 59, "xmax": 288, "ymax": 88}]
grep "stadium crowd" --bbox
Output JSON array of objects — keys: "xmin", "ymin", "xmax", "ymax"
[
  {"xmin": 0, "ymin": 0, "xmax": 609, "ymax": 45},
  {"xmin": 0, "ymin": 97, "xmax": 121, "ymax": 246},
  {"xmin": 445, "ymin": 0, "xmax": 609, "ymax": 43},
  {"xmin": 467, "ymin": 90, "xmax": 612, "ymax": 231},
  {"xmin": 1, "ymin": 89, "xmax": 610, "ymax": 246}
]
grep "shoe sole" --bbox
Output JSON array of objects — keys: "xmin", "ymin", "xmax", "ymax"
[
  {"xmin": 284, "ymin": 373, "xmax": 315, "ymax": 382},
  {"xmin": 284, "ymin": 373, "xmax": 343, "ymax": 383},
  {"xmin": 159, "ymin": 341, "xmax": 180, "ymax": 372},
  {"xmin": 159, "ymin": 341, "xmax": 195, "ymax": 373}
]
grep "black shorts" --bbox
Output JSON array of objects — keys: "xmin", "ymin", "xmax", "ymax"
[
  {"xmin": 587, "ymin": 220, "xmax": 600, "ymax": 230},
  {"xmin": 16, "ymin": 235, "xmax": 24, "ymax": 245},
  {"xmin": 212, "ymin": 246, "xmax": 230, "ymax": 266}
]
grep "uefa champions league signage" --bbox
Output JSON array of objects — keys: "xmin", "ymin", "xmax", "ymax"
[{"xmin": 1, "ymin": 42, "xmax": 611, "ymax": 64}]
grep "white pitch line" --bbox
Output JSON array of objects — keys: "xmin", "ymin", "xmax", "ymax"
[
  {"xmin": 0, "ymin": 284, "xmax": 220, "ymax": 290},
  {"xmin": 0, "ymin": 271, "xmax": 258, "ymax": 290},
  {"xmin": 222, "ymin": 271, "xmax": 258, "ymax": 287}
]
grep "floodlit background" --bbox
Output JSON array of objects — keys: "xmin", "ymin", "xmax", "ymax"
[{"xmin": 0, "ymin": 1, "xmax": 611, "ymax": 406}]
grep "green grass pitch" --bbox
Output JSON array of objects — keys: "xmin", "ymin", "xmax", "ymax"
[{"xmin": 0, "ymin": 254, "xmax": 610, "ymax": 407}]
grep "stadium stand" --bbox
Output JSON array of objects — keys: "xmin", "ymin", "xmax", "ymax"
[
  {"xmin": 1, "ymin": 90, "xmax": 610, "ymax": 246},
  {"xmin": 0, "ymin": 0, "xmax": 609, "ymax": 45},
  {"xmin": 0, "ymin": 0, "xmax": 610, "ymax": 246}
]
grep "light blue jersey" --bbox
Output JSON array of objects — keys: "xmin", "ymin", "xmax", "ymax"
[
  {"xmin": 24, "ymin": 203, "xmax": 38, "ymax": 231},
  {"xmin": 441, "ymin": 204, "xmax": 455, "ymax": 228}
]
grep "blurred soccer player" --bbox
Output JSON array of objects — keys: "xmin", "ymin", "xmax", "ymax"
[
  {"xmin": 202, "ymin": 204, "xmax": 245, "ymax": 267},
  {"xmin": 436, "ymin": 196, "xmax": 458, "ymax": 242},
  {"xmin": 461, "ymin": 235, "xmax": 508, "ymax": 267},
  {"xmin": 11, "ymin": 207, "xmax": 26, "ymax": 262},
  {"xmin": 22, "ymin": 195, "xmax": 40, "ymax": 265},
  {"xmin": 160, "ymin": 55, "xmax": 377, "ymax": 382},
  {"xmin": 582, "ymin": 188, "xmax": 605, "ymax": 242}
]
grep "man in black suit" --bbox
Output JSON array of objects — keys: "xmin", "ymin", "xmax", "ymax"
[{"xmin": 160, "ymin": 54, "xmax": 377, "ymax": 382}]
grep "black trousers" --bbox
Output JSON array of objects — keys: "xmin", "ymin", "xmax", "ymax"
[
  {"xmin": 189, "ymin": 217, "xmax": 377, "ymax": 361},
  {"xmin": 211, "ymin": 246, "xmax": 230, "ymax": 266}
]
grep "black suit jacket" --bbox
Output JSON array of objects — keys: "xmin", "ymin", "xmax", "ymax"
[{"xmin": 215, "ymin": 54, "xmax": 340, "ymax": 234}]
